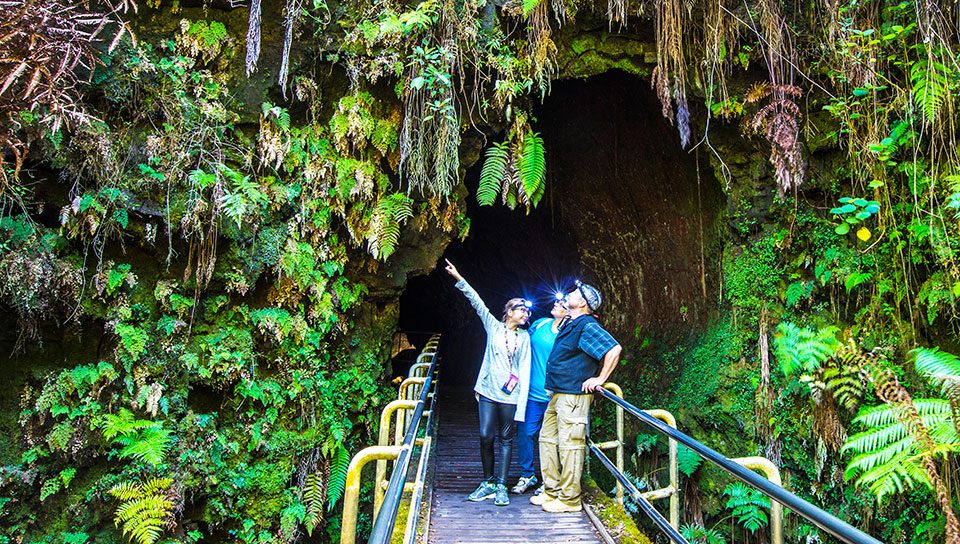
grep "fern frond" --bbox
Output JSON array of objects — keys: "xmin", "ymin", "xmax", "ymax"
[
  {"xmin": 676, "ymin": 443, "xmax": 702, "ymax": 476},
  {"xmin": 842, "ymin": 397, "xmax": 960, "ymax": 502},
  {"xmin": 910, "ymin": 59, "xmax": 949, "ymax": 125},
  {"xmin": 110, "ymin": 480, "xmax": 142, "ymax": 502},
  {"xmin": 519, "ymin": 132, "xmax": 546, "ymax": 208},
  {"xmin": 141, "ymin": 477, "xmax": 173, "ymax": 495},
  {"xmin": 773, "ymin": 322, "xmax": 839, "ymax": 377},
  {"xmin": 102, "ymin": 409, "xmax": 171, "ymax": 467},
  {"xmin": 853, "ymin": 399, "xmax": 951, "ymax": 428},
  {"xmin": 369, "ymin": 193, "xmax": 414, "ymax": 260},
  {"xmin": 911, "ymin": 348, "xmax": 960, "ymax": 400},
  {"xmin": 303, "ymin": 472, "xmax": 325, "ymax": 536},
  {"xmin": 680, "ymin": 523, "xmax": 727, "ymax": 544},
  {"xmin": 855, "ymin": 449, "xmax": 931, "ymax": 502},
  {"xmin": 111, "ymin": 478, "xmax": 174, "ymax": 544},
  {"xmin": 523, "ymin": 0, "xmax": 544, "ymax": 17},
  {"xmin": 327, "ymin": 444, "xmax": 350, "ymax": 510},
  {"xmin": 845, "ymin": 434, "xmax": 915, "ymax": 477},
  {"xmin": 826, "ymin": 366, "xmax": 866, "ymax": 410},
  {"xmin": 722, "ymin": 482, "xmax": 769, "ymax": 533},
  {"xmin": 478, "ymin": 141, "xmax": 509, "ymax": 206},
  {"xmin": 121, "ymin": 428, "xmax": 171, "ymax": 467}
]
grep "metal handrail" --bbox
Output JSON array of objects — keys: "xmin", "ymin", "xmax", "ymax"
[
  {"xmin": 594, "ymin": 387, "xmax": 883, "ymax": 544},
  {"xmin": 340, "ymin": 335, "xmax": 440, "ymax": 544},
  {"xmin": 366, "ymin": 336, "xmax": 440, "ymax": 544},
  {"xmin": 589, "ymin": 441, "xmax": 690, "ymax": 544}
]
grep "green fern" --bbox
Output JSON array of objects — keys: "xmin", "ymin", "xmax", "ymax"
[
  {"xmin": 722, "ymin": 482, "xmax": 770, "ymax": 533},
  {"xmin": 109, "ymin": 477, "xmax": 174, "ymax": 544},
  {"xmin": 522, "ymin": 0, "xmax": 543, "ymax": 17},
  {"xmin": 327, "ymin": 444, "xmax": 350, "ymax": 510},
  {"xmin": 676, "ymin": 443, "xmax": 703, "ymax": 476},
  {"xmin": 824, "ymin": 364, "xmax": 866, "ymax": 410},
  {"xmin": 911, "ymin": 347, "xmax": 960, "ymax": 437},
  {"xmin": 303, "ymin": 472, "xmax": 325, "ymax": 536},
  {"xmin": 842, "ymin": 399, "xmax": 958, "ymax": 501},
  {"xmin": 772, "ymin": 322, "xmax": 840, "ymax": 378},
  {"xmin": 101, "ymin": 408, "xmax": 171, "ymax": 467},
  {"xmin": 910, "ymin": 59, "xmax": 949, "ymax": 125},
  {"xmin": 911, "ymin": 348, "xmax": 960, "ymax": 399},
  {"xmin": 478, "ymin": 141, "xmax": 509, "ymax": 206},
  {"xmin": 680, "ymin": 523, "xmax": 727, "ymax": 544},
  {"xmin": 369, "ymin": 192, "xmax": 413, "ymax": 260},
  {"xmin": 519, "ymin": 132, "xmax": 546, "ymax": 207},
  {"xmin": 261, "ymin": 103, "xmax": 291, "ymax": 132}
]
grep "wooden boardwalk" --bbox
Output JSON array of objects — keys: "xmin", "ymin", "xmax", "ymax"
[{"xmin": 428, "ymin": 387, "xmax": 602, "ymax": 543}]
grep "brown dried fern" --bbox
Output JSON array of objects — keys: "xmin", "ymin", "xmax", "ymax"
[{"xmin": 0, "ymin": 0, "xmax": 134, "ymax": 193}]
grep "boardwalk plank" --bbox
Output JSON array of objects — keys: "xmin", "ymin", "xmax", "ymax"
[{"xmin": 427, "ymin": 387, "xmax": 602, "ymax": 544}]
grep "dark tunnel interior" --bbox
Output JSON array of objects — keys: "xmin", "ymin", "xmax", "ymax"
[{"xmin": 398, "ymin": 70, "xmax": 725, "ymax": 385}]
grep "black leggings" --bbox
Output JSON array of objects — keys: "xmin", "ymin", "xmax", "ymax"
[{"xmin": 478, "ymin": 395, "xmax": 516, "ymax": 485}]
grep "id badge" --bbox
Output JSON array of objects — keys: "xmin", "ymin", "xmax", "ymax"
[{"xmin": 501, "ymin": 373, "xmax": 519, "ymax": 394}]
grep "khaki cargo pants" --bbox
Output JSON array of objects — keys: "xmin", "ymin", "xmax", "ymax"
[{"xmin": 538, "ymin": 393, "xmax": 592, "ymax": 507}]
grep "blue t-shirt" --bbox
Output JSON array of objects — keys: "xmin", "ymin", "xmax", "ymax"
[{"xmin": 528, "ymin": 318, "xmax": 558, "ymax": 402}]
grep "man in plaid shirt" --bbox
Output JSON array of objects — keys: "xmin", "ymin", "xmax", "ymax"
[{"xmin": 531, "ymin": 281, "xmax": 622, "ymax": 513}]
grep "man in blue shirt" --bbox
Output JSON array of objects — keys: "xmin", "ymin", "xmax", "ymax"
[{"xmin": 531, "ymin": 282, "xmax": 621, "ymax": 513}]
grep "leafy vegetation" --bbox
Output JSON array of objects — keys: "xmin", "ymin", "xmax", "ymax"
[
  {"xmin": 4, "ymin": 0, "xmax": 960, "ymax": 542},
  {"xmin": 722, "ymin": 482, "xmax": 770, "ymax": 534}
]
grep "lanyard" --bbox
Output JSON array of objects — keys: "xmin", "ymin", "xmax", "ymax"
[{"xmin": 503, "ymin": 324, "xmax": 519, "ymax": 371}]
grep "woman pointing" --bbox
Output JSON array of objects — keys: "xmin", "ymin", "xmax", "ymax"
[{"xmin": 445, "ymin": 258, "xmax": 532, "ymax": 506}]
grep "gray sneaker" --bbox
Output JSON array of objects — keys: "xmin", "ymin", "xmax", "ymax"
[
  {"xmin": 511, "ymin": 475, "xmax": 538, "ymax": 494},
  {"xmin": 494, "ymin": 484, "xmax": 510, "ymax": 506},
  {"xmin": 467, "ymin": 481, "xmax": 496, "ymax": 501}
]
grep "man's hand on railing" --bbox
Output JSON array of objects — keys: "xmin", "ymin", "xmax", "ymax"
[{"xmin": 582, "ymin": 377, "xmax": 605, "ymax": 392}]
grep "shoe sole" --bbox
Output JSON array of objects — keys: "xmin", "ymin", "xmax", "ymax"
[
  {"xmin": 542, "ymin": 502, "xmax": 582, "ymax": 513},
  {"xmin": 543, "ymin": 506, "xmax": 582, "ymax": 513}
]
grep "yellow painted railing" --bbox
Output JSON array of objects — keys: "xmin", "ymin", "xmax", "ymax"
[
  {"xmin": 592, "ymin": 383, "xmax": 680, "ymax": 532},
  {"xmin": 340, "ymin": 334, "xmax": 440, "ymax": 544}
]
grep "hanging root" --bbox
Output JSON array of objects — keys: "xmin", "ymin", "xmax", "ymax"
[{"xmin": 245, "ymin": 0, "xmax": 262, "ymax": 77}]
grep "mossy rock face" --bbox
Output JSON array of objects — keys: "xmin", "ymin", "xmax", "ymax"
[
  {"xmin": 582, "ymin": 475, "xmax": 655, "ymax": 544},
  {"xmin": 555, "ymin": 29, "xmax": 656, "ymax": 80}
]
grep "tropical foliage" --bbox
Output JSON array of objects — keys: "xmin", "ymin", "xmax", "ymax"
[
  {"xmin": 478, "ymin": 115, "xmax": 547, "ymax": 211},
  {"xmin": 4, "ymin": 0, "xmax": 960, "ymax": 542},
  {"xmin": 722, "ymin": 482, "xmax": 770, "ymax": 534},
  {"xmin": 109, "ymin": 478, "xmax": 175, "ymax": 544}
]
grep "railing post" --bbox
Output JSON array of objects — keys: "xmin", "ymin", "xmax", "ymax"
[
  {"xmin": 599, "ymin": 383, "xmax": 625, "ymax": 506},
  {"xmin": 730, "ymin": 457, "xmax": 782, "ymax": 544},
  {"xmin": 409, "ymin": 361, "xmax": 431, "ymax": 378},
  {"xmin": 397, "ymin": 377, "xmax": 427, "ymax": 434},
  {"xmin": 374, "ymin": 400, "xmax": 418, "ymax": 520},
  {"xmin": 643, "ymin": 409, "xmax": 679, "ymax": 532},
  {"xmin": 366, "ymin": 335, "xmax": 440, "ymax": 544},
  {"xmin": 341, "ymin": 446, "xmax": 401, "ymax": 544}
]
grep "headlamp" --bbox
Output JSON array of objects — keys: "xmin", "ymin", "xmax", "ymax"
[{"xmin": 574, "ymin": 279, "xmax": 594, "ymax": 312}]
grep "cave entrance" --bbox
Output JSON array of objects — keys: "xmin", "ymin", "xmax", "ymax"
[{"xmin": 398, "ymin": 70, "xmax": 725, "ymax": 385}]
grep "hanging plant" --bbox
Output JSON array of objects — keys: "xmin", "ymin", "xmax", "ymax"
[{"xmin": 477, "ymin": 114, "xmax": 546, "ymax": 211}]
